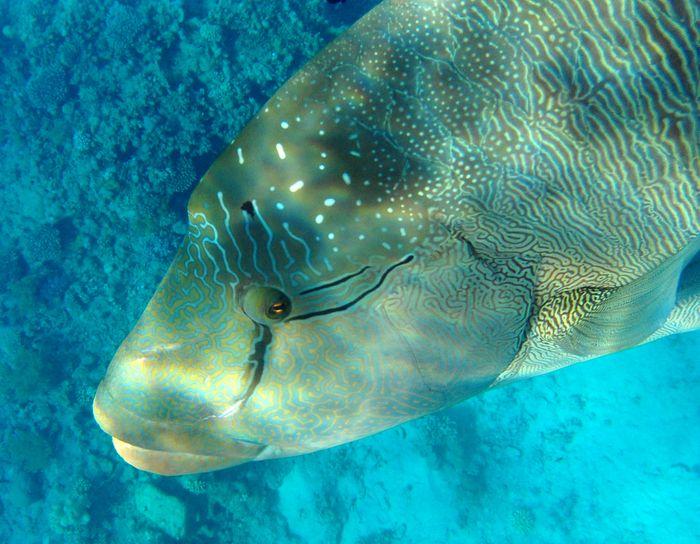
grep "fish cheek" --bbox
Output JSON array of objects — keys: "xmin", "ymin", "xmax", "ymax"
[{"xmin": 380, "ymin": 238, "xmax": 534, "ymax": 405}]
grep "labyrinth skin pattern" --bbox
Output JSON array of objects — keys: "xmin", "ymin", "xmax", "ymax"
[{"xmin": 93, "ymin": 0, "xmax": 699, "ymax": 475}]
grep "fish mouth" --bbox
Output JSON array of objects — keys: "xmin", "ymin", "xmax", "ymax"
[
  {"xmin": 93, "ymin": 382, "xmax": 266, "ymax": 475},
  {"xmin": 110, "ymin": 437, "xmax": 254, "ymax": 475}
]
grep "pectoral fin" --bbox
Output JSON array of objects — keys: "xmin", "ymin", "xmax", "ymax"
[{"xmin": 537, "ymin": 238, "xmax": 700, "ymax": 357}]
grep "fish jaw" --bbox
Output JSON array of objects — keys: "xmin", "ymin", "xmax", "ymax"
[
  {"xmin": 93, "ymin": 383, "xmax": 267, "ymax": 475},
  {"xmin": 110, "ymin": 437, "xmax": 249, "ymax": 476}
]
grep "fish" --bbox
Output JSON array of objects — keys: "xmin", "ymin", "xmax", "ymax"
[{"xmin": 93, "ymin": 0, "xmax": 699, "ymax": 475}]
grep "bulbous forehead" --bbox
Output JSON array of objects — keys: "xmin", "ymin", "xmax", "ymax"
[
  {"xmin": 188, "ymin": 13, "xmax": 480, "ymax": 293},
  {"xmin": 190, "ymin": 94, "xmax": 450, "ymax": 287}
]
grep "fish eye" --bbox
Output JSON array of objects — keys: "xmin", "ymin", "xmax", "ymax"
[{"xmin": 241, "ymin": 286, "xmax": 292, "ymax": 324}]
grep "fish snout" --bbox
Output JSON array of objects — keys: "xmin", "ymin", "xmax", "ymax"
[{"xmin": 92, "ymin": 343, "xmax": 266, "ymax": 475}]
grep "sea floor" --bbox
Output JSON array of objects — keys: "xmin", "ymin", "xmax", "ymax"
[{"xmin": 0, "ymin": 1, "xmax": 697, "ymax": 543}]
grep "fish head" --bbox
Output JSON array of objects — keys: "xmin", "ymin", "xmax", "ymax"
[
  {"xmin": 92, "ymin": 84, "xmax": 458, "ymax": 475},
  {"xmin": 93, "ymin": 39, "xmax": 532, "ymax": 473}
]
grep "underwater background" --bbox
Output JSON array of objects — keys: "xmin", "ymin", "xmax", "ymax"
[{"xmin": 0, "ymin": 0, "xmax": 697, "ymax": 542}]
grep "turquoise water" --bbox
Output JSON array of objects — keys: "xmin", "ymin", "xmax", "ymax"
[{"xmin": 1, "ymin": 1, "xmax": 698, "ymax": 542}]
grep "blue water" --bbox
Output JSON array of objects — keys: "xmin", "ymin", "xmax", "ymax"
[{"xmin": 0, "ymin": 1, "xmax": 697, "ymax": 542}]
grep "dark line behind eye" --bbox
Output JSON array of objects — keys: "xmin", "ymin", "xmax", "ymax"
[
  {"xmin": 299, "ymin": 265, "xmax": 372, "ymax": 295},
  {"xmin": 289, "ymin": 255, "xmax": 414, "ymax": 321}
]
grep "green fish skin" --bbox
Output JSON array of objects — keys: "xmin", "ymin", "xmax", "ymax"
[{"xmin": 93, "ymin": 0, "xmax": 699, "ymax": 475}]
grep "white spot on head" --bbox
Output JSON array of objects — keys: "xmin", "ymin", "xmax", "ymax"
[
  {"xmin": 342, "ymin": 172, "xmax": 351, "ymax": 185},
  {"xmin": 276, "ymin": 202, "xmax": 284, "ymax": 210},
  {"xmin": 358, "ymin": 234, "xmax": 365, "ymax": 240},
  {"xmin": 275, "ymin": 143, "xmax": 286, "ymax": 160},
  {"xmin": 324, "ymin": 198, "xmax": 336, "ymax": 207},
  {"xmin": 269, "ymin": 186, "xmax": 276, "ymax": 192},
  {"xmin": 319, "ymin": 164, "xmax": 325, "ymax": 170},
  {"xmin": 289, "ymin": 180, "xmax": 304, "ymax": 192},
  {"xmin": 328, "ymin": 232, "xmax": 335, "ymax": 240},
  {"xmin": 280, "ymin": 121, "xmax": 289, "ymax": 129},
  {"xmin": 237, "ymin": 147, "xmax": 244, "ymax": 164},
  {"xmin": 382, "ymin": 242, "xmax": 391, "ymax": 250},
  {"xmin": 315, "ymin": 214, "xmax": 324, "ymax": 224}
]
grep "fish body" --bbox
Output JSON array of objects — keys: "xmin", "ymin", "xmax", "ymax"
[{"xmin": 94, "ymin": 0, "xmax": 699, "ymax": 475}]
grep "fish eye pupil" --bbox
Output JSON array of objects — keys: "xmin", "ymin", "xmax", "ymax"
[
  {"xmin": 268, "ymin": 301, "xmax": 286, "ymax": 316},
  {"xmin": 264, "ymin": 295, "xmax": 291, "ymax": 320}
]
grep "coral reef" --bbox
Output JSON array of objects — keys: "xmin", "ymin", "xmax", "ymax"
[
  {"xmin": 25, "ymin": 63, "xmax": 68, "ymax": 112},
  {"xmin": 1, "ymin": 429, "xmax": 52, "ymax": 473},
  {"xmin": 134, "ymin": 483, "xmax": 187, "ymax": 540}
]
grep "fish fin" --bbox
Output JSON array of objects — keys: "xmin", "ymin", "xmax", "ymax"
[
  {"xmin": 649, "ymin": 242, "xmax": 700, "ymax": 339},
  {"xmin": 538, "ymin": 237, "xmax": 700, "ymax": 356},
  {"xmin": 677, "ymin": 243, "xmax": 700, "ymax": 303}
]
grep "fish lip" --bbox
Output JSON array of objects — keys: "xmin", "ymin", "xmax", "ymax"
[
  {"xmin": 92, "ymin": 381, "xmax": 267, "ymax": 457},
  {"xmin": 111, "ymin": 436, "xmax": 262, "ymax": 475}
]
